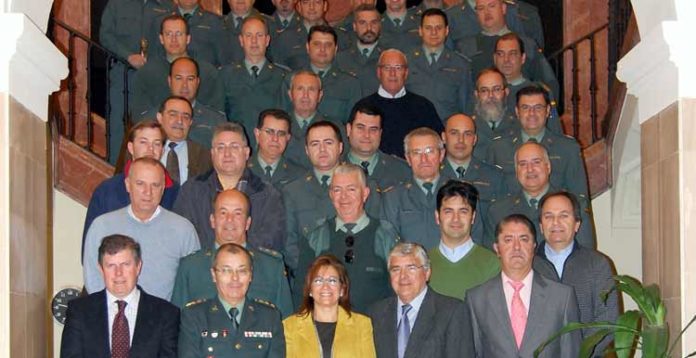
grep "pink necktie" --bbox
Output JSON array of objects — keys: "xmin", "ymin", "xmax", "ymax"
[{"xmin": 509, "ymin": 281, "xmax": 527, "ymax": 349}]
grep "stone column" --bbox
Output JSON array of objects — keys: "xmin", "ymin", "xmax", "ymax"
[
  {"xmin": 617, "ymin": 0, "xmax": 696, "ymax": 354},
  {"xmin": 0, "ymin": 2, "xmax": 68, "ymax": 357}
]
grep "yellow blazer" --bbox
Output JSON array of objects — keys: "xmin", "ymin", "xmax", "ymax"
[{"xmin": 283, "ymin": 307, "xmax": 377, "ymax": 358}]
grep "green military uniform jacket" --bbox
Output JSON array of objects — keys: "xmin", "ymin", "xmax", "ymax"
[
  {"xmin": 486, "ymin": 129, "xmax": 589, "ymax": 198},
  {"xmin": 220, "ymin": 60, "xmax": 289, "ymax": 148},
  {"xmin": 343, "ymin": 150, "xmax": 411, "ymax": 192},
  {"xmin": 222, "ymin": 9, "xmax": 270, "ymax": 63},
  {"xmin": 507, "ymin": 78, "xmax": 562, "ymax": 134},
  {"xmin": 269, "ymin": 23, "xmax": 311, "ymax": 70},
  {"xmin": 283, "ymin": 112, "xmax": 345, "ymax": 170},
  {"xmin": 336, "ymin": 43, "xmax": 384, "ymax": 95},
  {"xmin": 136, "ymin": 101, "xmax": 225, "ymax": 149},
  {"xmin": 150, "ymin": 7, "xmax": 226, "ymax": 67},
  {"xmin": 99, "ymin": 0, "xmax": 174, "ymax": 60},
  {"xmin": 405, "ymin": 46, "xmax": 474, "ymax": 119},
  {"xmin": 268, "ymin": 12, "xmax": 301, "ymax": 39},
  {"xmin": 179, "ymin": 296, "xmax": 285, "ymax": 357},
  {"xmin": 247, "ymin": 155, "xmax": 304, "ymax": 190},
  {"xmin": 279, "ymin": 66, "xmax": 362, "ymax": 124},
  {"xmin": 380, "ymin": 177, "xmax": 447, "ymax": 250},
  {"xmin": 171, "ymin": 246, "xmax": 293, "ymax": 317},
  {"xmin": 472, "ymin": 112, "xmax": 520, "ymax": 159},
  {"xmin": 484, "ymin": 186, "xmax": 596, "ymax": 250},
  {"xmin": 130, "ymin": 54, "xmax": 223, "ymax": 114},
  {"xmin": 380, "ymin": 8, "xmax": 421, "ymax": 53}
]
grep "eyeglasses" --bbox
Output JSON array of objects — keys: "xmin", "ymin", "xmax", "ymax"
[
  {"xmin": 344, "ymin": 235, "xmax": 355, "ymax": 264},
  {"xmin": 261, "ymin": 127, "xmax": 289, "ymax": 138},
  {"xmin": 378, "ymin": 64, "xmax": 407, "ymax": 72},
  {"xmin": 408, "ymin": 146, "xmax": 440, "ymax": 156},
  {"xmin": 213, "ymin": 266, "xmax": 251, "ymax": 277},
  {"xmin": 388, "ymin": 264, "xmax": 426, "ymax": 275},
  {"xmin": 476, "ymin": 86, "xmax": 505, "ymax": 96},
  {"xmin": 311, "ymin": 277, "xmax": 340, "ymax": 287},
  {"xmin": 518, "ymin": 104, "xmax": 547, "ymax": 113}
]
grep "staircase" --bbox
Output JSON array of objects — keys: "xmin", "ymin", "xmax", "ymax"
[{"xmin": 47, "ymin": 0, "xmax": 638, "ymax": 206}]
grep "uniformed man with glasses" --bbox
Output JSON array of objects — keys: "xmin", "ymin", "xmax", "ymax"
[
  {"xmin": 381, "ymin": 127, "xmax": 447, "ymax": 250},
  {"xmin": 471, "ymin": 67, "xmax": 520, "ymax": 158},
  {"xmin": 293, "ymin": 163, "xmax": 399, "ymax": 312},
  {"xmin": 178, "ymin": 242, "xmax": 286, "ymax": 357}
]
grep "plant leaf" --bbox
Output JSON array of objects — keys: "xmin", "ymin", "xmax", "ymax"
[
  {"xmin": 533, "ymin": 322, "xmax": 639, "ymax": 358},
  {"xmin": 614, "ymin": 310, "xmax": 640, "ymax": 358},
  {"xmin": 667, "ymin": 314, "xmax": 696, "ymax": 357},
  {"xmin": 579, "ymin": 329, "xmax": 612, "ymax": 358}
]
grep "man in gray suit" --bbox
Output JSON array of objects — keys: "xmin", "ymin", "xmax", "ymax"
[
  {"xmin": 466, "ymin": 214, "xmax": 581, "ymax": 358},
  {"xmin": 368, "ymin": 242, "xmax": 475, "ymax": 358}
]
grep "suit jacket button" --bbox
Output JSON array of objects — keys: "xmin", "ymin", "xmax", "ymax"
[{"xmin": 235, "ymin": 343, "xmax": 242, "ymax": 350}]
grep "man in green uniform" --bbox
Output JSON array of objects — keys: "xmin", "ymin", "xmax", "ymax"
[
  {"xmin": 136, "ymin": 56, "xmax": 225, "ymax": 149},
  {"xmin": 172, "ymin": 189, "xmax": 292, "ymax": 317},
  {"xmin": 222, "ymin": 0, "xmax": 271, "ymax": 63},
  {"xmin": 178, "ymin": 242, "xmax": 285, "ymax": 357},
  {"xmin": 247, "ymin": 109, "xmax": 304, "ymax": 189},
  {"xmin": 268, "ymin": 0, "xmax": 300, "ymax": 37},
  {"xmin": 471, "ymin": 68, "xmax": 520, "ymax": 158},
  {"xmin": 99, "ymin": 0, "xmax": 175, "ymax": 163},
  {"xmin": 334, "ymin": 0, "xmax": 376, "ymax": 38},
  {"xmin": 486, "ymin": 85, "xmax": 589, "ymax": 198},
  {"xmin": 336, "ymin": 4, "xmax": 384, "ymax": 95},
  {"xmin": 381, "ymin": 127, "xmax": 447, "ymax": 250},
  {"xmin": 278, "ymin": 25, "xmax": 362, "ymax": 124},
  {"xmin": 150, "ymin": 0, "xmax": 226, "ymax": 66},
  {"xmin": 406, "ymin": 8, "xmax": 473, "ymax": 119},
  {"xmin": 282, "ymin": 70, "xmax": 344, "ymax": 169},
  {"xmin": 271, "ymin": 0, "xmax": 328, "ymax": 69},
  {"xmin": 344, "ymin": 102, "xmax": 410, "ymax": 192},
  {"xmin": 380, "ymin": 0, "xmax": 420, "ymax": 52},
  {"xmin": 131, "ymin": 15, "xmax": 223, "ymax": 116},
  {"xmin": 295, "ymin": 163, "xmax": 399, "ymax": 311},
  {"xmin": 220, "ymin": 15, "xmax": 289, "ymax": 149},
  {"xmin": 485, "ymin": 141, "xmax": 595, "ymax": 249},
  {"xmin": 428, "ymin": 180, "xmax": 500, "ymax": 300}
]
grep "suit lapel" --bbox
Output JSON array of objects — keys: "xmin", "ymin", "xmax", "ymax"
[
  {"xmin": 404, "ymin": 290, "xmax": 436, "ymax": 357},
  {"xmin": 520, "ymin": 272, "xmax": 548, "ymax": 352},
  {"xmin": 87, "ymin": 291, "xmax": 110, "ymax": 356},
  {"xmin": 488, "ymin": 278, "xmax": 519, "ymax": 353},
  {"xmin": 130, "ymin": 291, "xmax": 156, "ymax": 355}
]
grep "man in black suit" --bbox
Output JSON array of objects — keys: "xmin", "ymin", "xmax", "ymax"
[
  {"xmin": 368, "ymin": 242, "xmax": 475, "ymax": 358},
  {"xmin": 61, "ymin": 234, "xmax": 179, "ymax": 357}
]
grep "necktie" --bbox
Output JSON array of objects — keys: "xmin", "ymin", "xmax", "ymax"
[
  {"xmin": 456, "ymin": 166, "xmax": 466, "ymax": 179},
  {"xmin": 301, "ymin": 119, "xmax": 309, "ymax": 129},
  {"xmin": 282, "ymin": 19, "xmax": 289, "ymax": 28},
  {"xmin": 251, "ymin": 65, "xmax": 259, "ymax": 78},
  {"xmin": 235, "ymin": 16, "xmax": 243, "ymax": 29},
  {"xmin": 166, "ymin": 142, "xmax": 180, "ymax": 183},
  {"xmin": 318, "ymin": 70, "xmax": 325, "ymax": 78},
  {"xmin": 360, "ymin": 161, "xmax": 370, "ymax": 175},
  {"xmin": 228, "ymin": 307, "xmax": 239, "ymax": 332},
  {"xmin": 397, "ymin": 304, "xmax": 412, "ymax": 358},
  {"xmin": 429, "ymin": 52, "xmax": 437, "ymax": 66},
  {"xmin": 264, "ymin": 165, "xmax": 272, "ymax": 179},
  {"xmin": 509, "ymin": 281, "xmax": 527, "ymax": 349},
  {"xmin": 362, "ymin": 48, "xmax": 370, "ymax": 58},
  {"xmin": 183, "ymin": 13, "xmax": 192, "ymax": 22},
  {"xmin": 393, "ymin": 18, "xmax": 402, "ymax": 27},
  {"xmin": 321, "ymin": 175, "xmax": 330, "ymax": 188},
  {"xmin": 343, "ymin": 223, "xmax": 356, "ymax": 234},
  {"xmin": 422, "ymin": 182, "xmax": 434, "ymax": 199},
  {"xmin": 529, "ymin": 198, "xmax": 538, "ymax": 210},
  {"xmin": 112, "ymin": 300, "xmax": 130, "ymax": 358},
  {"xmin": 527, "ymin": 137, "xmax": 538, "ymax": 143},
  {"xmin": 490, "ymin": 121, "xmax": 497, "ymax": 131}
]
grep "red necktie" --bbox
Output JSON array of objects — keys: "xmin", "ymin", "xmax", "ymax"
[
  {"xmin": 509, "ymin": 281, "xmax": 527, "ymax": 349},
  {"xmin": 112, "ymin": 300, "xmax": 130, "ymax": 358}
]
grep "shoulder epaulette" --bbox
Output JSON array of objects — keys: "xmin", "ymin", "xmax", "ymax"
[
  {"xmin": 305, "ymin": 174, "xmax": 313, "ymax": 181},
  {"xmin": 492, "ymin": 135, "xmax": 503, "ymax": 141},
  {"xmin": 270, "ymin": 62, "xmax": 291, "ymax": 72},
  {"xmin": 185, "ymin": 298, "xmax": 207, "ymax": 308},
  {"xmin": 256, "ymin": 246, "xmax": 283, "ymax": 259},
  {"xmin": 378, "ymin": 185, "xmax": 395, "ymax": 193},
  {"xmin": 253, "ymin": 298, "xmax": 276, "ymax": 308}
]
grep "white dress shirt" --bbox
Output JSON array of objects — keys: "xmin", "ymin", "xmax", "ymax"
[
  {"xmin": 396, "ymin": 286, "xmax": 429, "ymax": 332},
  {"xmin": 106, "ymin": 287, "xmax": 141, "ymax": 348},
  {"xmin": 160, "ymin": 140, "xmax": 189, "ymax": 184}
]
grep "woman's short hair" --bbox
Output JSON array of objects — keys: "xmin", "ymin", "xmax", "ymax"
[{"xmin": 297, "ymin": 255, "xmax": 352, "ymax": 317}]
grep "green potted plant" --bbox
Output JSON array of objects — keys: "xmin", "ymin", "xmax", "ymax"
[{"xmin": 534, "ymin": 275, "xmax": 696, "ymax": 357}]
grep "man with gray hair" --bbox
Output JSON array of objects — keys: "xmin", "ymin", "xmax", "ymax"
[
  {"xmin": 293, "ymin": 162, "xmax": 398, "ymax": 311},
  {"xmin": 354, "ymin": 49, "xmax": 442, "ymax": 158},
  {"xmin": 174, "ymin": 122, "xmax": 286, "ymax": 251},
  {"xmin": 382, "ymin": 127, "xmax": 448, "ymax": 249},
  {"xmin": 369, "ymin": 242, "xmax": 475, "ymax": 358}
]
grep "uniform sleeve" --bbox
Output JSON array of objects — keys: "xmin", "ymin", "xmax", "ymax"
[
  {"xmin": 380, "ymin": 191, "xmax": 401, "ymax": 236},
  {"xmin": 171, "ymin": 262, "xmax": 190, "ymax": 308},
  {"xmin": 99, "ymin": 1, "xmax": 133, "ymax": 60},
  {"xmin": 274, "ymin": 259, "xmax": 293, "ymax": 318},
  {"xmin": 60, "ymin": 301, "xmax": 85, "ymax": 358},
  {"xmin": 564, "ymin": 141, "xmax": 590, "ymax": 199},
  {"xmin": 282, "ymin": 186, "xmax": 300, "ymax": 271},
  {"xmin": 83, "ymin": 223, "xmax": 106, "ymax": 293},
  {"xmin": 268, "ymin": 310, "xmax": 286, "ymax": 358},
  {"xmin": 457, "ymin": 61, "xmax": 474, "ymax": 116},
  {"xmin": 157, "ymin": 304, "xmax": 180, "ymax": 357},
  {"xmin": 177, "ymin": 308, "xmax": 203, "ymax": 358}
]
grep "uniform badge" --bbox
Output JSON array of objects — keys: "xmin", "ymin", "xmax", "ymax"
[
  {"xmin": 211, "ymin": 331, "xmax": 219, "ymax": 338},
  {"xmin": 201, "ymin": 330, "xmax": 208, "ymax": 337},
  {"xmin": 222, "ymin": 329, "xmax": 229, "ymax": 337},
  {"xmin": 244, "ymin": 331, "xmax": 273, "ymax": 338}
]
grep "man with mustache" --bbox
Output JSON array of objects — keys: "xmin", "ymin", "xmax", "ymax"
[
  {"xmin": 486, "ymin": 85, "xmax": 589, "ymax": 198},
  {"xmin": 485, "ymin": 141, "xmax": 595, "ymax": 249},
  {"xmin": 336, "ymin": 4, "xmax": 384, "ymax": 95},
  {"xmin": 471, "ymin": 68, "xmax": 519, "ymax": 158},
  {"xmin": 171, "ymin": 189, "xmax": 292, "ymax": 317}
]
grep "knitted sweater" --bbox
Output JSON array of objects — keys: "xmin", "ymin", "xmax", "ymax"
[{"xmin": 428, "ymin": 244, "xmax": 500, "ymax": 300}]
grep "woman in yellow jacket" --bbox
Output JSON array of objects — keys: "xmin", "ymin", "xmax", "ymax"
[{"xmin": 283, "ymin": 255, "xmax": 377, "ymax": 358}]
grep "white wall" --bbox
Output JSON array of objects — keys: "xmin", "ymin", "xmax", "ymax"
[{"xmin": 52, "ymin": 190, "xmax": 86, "ymax": 358}]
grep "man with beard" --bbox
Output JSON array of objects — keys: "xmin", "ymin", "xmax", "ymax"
[
  {"xmin": 335, "ymin": 0, "xmax": 376, "ymax": 36},
  {"xmin": 336, "ymin": 4, "xmax": 383, "ymax": 94},
  {"xmin": 471, "ymin": 68, "xmax": 519, "ymax": 159},
  {"xmin": 487, "ymin": 85, "xmax": 589, "ymax": 199}
]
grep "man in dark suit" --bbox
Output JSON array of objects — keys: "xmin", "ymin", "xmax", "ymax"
[
  {"xmin": 465, "ymin": 214, "xmax": 581, "ymax": 357},
  {"xmin": 368, "ymin": 242, "xmax": 475, "ymax": 358},
  {"xmin": 156, "ymin": 95, "xmax": 212, "ymax": 184},
  {"xmin": 61, "ymin": 234, "xmax": 179, "ymax": 357}
]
